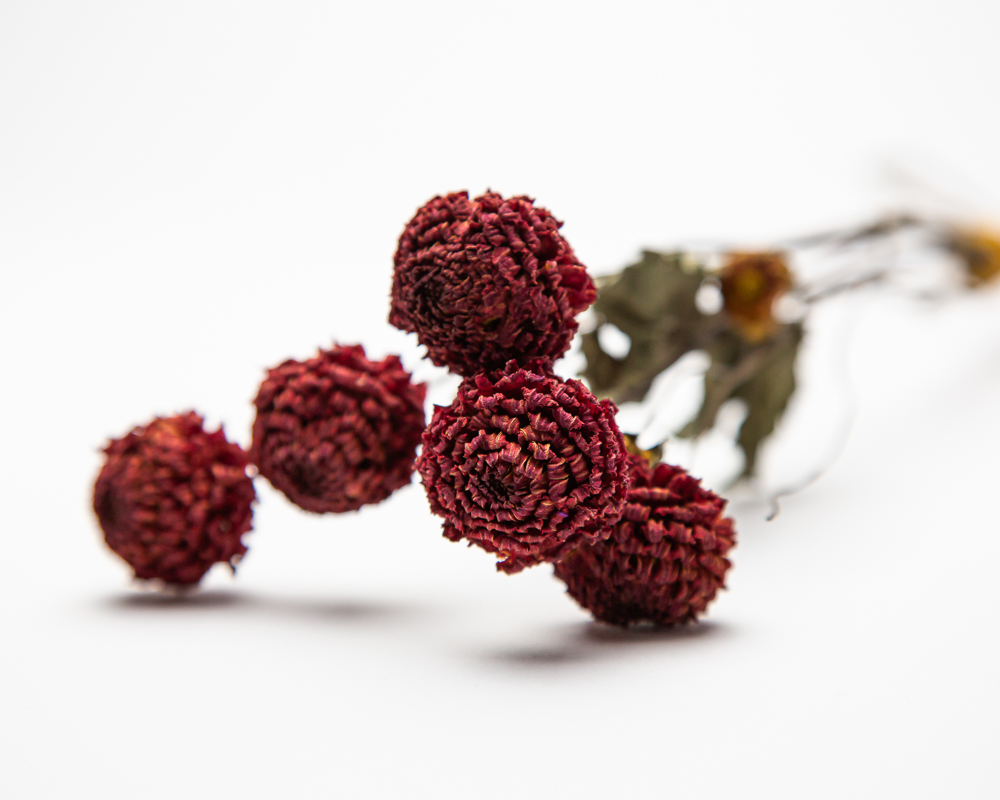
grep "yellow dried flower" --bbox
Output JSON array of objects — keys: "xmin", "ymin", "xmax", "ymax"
[
  {"xmin": 718, "ymin": 251, "xmax": 793, "ymax": 342},
  {"xmin": 947, "ymin": 227, "xmax": 1000, "ymax": 287}
]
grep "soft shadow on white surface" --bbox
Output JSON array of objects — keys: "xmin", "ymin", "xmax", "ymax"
[
  {"xmin": 484, "ymin": 619, "xmax": 734, "ymax": 668},
  {"xmin": 102, "ymin": 590, "xmax": 249, "ymax": 611},
  {"xmin": 97, "ymin": 589, "xmax": 733, "ymax": 668},
  {"xmin": 100, "ymin": 590, "xmax": 423, "ymax": 624}
]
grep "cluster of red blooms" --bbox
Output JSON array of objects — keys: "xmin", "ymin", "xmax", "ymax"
[
  {"xmin": 395, "ymin": 192, "xmax": 736, "ymax": 625},
  {"xmin": 94, "ymin": 345, "xmax": 426, "ymax": 586},
  {"xmin": 93, "ymin": 190, "xmax": 735, "ymax": 627}
]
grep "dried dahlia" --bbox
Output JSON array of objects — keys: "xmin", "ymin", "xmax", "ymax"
[
  {"xmin": 93, "ymin": 412, "xmax": 255, "ymax": 586},
  {"xmin": 389, "ymin": 191, "xmax": 596, "ymax": 376},
  {"xmin": 718, "ymin": 251, "xmax": 793, "ymax": 342},
  {"xmin": 250, "ymin": 344, "xmax": 426, "ymax": 514},
  {"xmin": 554, "ymin": 454, "xmax": 735, "ymax": 626},
  {"xmin": 417, "ymin": 359, "xmax": 628, "ymax": 573}
]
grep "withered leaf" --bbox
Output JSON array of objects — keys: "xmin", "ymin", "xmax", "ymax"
[
  {"xmin": 583, "ymin": 251, "xmax": 710, "ymax": 403},
  {"xmin": 733, "ymin": 323, "xmax": 802, "ymax": 477},
  {"xmin": 677, "ymin": 323, "xmax": 803, "ymax": 477},
  {"xmin": 582, "ymin": 249, "xmax": 803, "ymax": 479}
]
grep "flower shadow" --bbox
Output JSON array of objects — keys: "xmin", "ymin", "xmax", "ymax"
[
  {"xmin": 104, "ymin": 589, "xmax": 250, "ymax": 610},
  {"xmin": 257, "ymin": 596, "xmax": 417, "ymax": 624},
  {"xmin": 485, "ymin": 619, "xmax": 733, "ymax": 668},
  {"xmin": 100, "ymin": 590, "xmax": 420, "ymax": 626}
]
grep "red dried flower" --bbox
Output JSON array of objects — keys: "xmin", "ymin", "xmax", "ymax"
[
  {"xmin": 389, "ymin": 191, "xmax": 596, "ymax": 376},
  {"xmin": 417, "ymin": 359, "xmax": 628, "ymax": 574},
  {"xmin": 554, "ymin": 454, "xmax": 736, "ymax": 626},
  {"xmin": 250, "ymin": 344, "xmax": 426, "ymax": 514},
  {"xmin": 93, "ymin": 412, "xmax": 255, "ymax": 586}
]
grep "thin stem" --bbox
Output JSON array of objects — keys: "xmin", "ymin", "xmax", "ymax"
[{"xmin": 778, "ymin": 213, "xmax": 926, "ymax": 250}]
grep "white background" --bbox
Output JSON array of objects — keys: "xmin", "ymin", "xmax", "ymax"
[{"xmin": 2, "ymin": 2, "xmax": 999, "ymax": 798}]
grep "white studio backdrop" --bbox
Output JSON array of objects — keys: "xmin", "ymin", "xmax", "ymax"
[{"xmin": 1, "ymin": 2, "xmax": 998, "ymax": 798}]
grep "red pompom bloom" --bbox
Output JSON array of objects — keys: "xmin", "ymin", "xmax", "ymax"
[
  {"xmin": 250, "ymin": 344, "xmax": 426, "ymax": 514},
  {"xmin": 554, "ymin": 454, "xmax": 736, "ymax": 626},
  {"xmin": 389, "ymin": 191, "xmax": 597, "ymax": 376},
  {"xmin": 417, "ymin": 360, "xmax": 628, "ymax": 574},
  {"xmin": 93, "ymin": 412, "xmax": 255, "ymax": 586}
]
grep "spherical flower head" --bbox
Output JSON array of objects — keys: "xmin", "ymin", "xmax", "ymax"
[
  {"xmin": 946, "ymin": 227, "xmax": 1000, "ymax": 287},
  {"xmin": 389, "ymin": 191, "xmax": 597, "ymax": 376},
  {"xmin": 250, "ymin": 344, "xmax": 427, "ymax": 514},
  {"xmin": 417, "ymin": 359, "xmax": 628, "ymax": 574},
  {"xmin": 93, "ymin": 412, "xmax": 255, "ymax": 586},
  {"xmin": 718, "ymin": 251, "xmax": 793, "ymax": 342},
  {"xmin": 554, "ymin": 453, "xmax": 736, "ymax": 626}
]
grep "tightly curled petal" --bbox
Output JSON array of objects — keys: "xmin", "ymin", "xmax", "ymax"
[
  {"xmin": 554, "ymin": 454, "xmax": 736, "ymax": 626},
  {"xmin": 417, "ymin": 359, "xmax": 628, "ymax": 573},
  {"xmin": 93, "ymin": 412, "xmax": 256, "ymax": 586},
  {"xmin": 389, "ymin": 192, "xmax": 597, "ymax": 376},
  {"xmin": 249, "ymin": 344, "xmax": 426, "ymax": 514}
]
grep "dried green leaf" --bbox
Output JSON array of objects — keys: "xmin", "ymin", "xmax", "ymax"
[
  {"xmin": 732, "ymin": 323, "xmax": 802, "ymax": 477},
  {"xmin": 677, "ymin": 323, "xmax": 803, "ymax": 478},
  {"xmin": 583, "ymin": 251, "xmax": 710, "ymax": 403}
]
